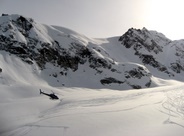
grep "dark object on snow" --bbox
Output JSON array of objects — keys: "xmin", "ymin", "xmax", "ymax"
[
  {"xmin": 40, "ymin": 89, "xmax": 59, "ymax": 100},
  {"xmin": 2, "ymin": 14, "xmax": 8, "ymax": 16},
  {"xmin": 0, "ymin": 68, "xmax": 2, "ymax": 73}
]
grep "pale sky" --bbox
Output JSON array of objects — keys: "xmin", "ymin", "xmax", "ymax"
[{"xmin": 0, "ymin": 0, "xmax": 184, "ymax": 40}]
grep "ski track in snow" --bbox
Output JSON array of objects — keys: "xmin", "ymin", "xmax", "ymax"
[
  {"xmin": 4, "ymin": 86, "xmax": 184, "ymax": 136},
  {"xmin": 2, "ymin": 85, "xmax": 184, "ymax": 136},
  {"xmin": 1, "ymin": 92, "xmax": 149, "ymax": 136},
  {"xmin": 161, "ymin": 89, "xmax": 184, "ymax": 128},
  {"xmin": 1, "ymin": 87, "xmax": 183, "ymax": 134}
]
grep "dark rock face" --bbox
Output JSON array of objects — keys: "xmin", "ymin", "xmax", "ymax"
[
  {"xmin": 119, "ymin": 28, "xmax": 163, "ymax": 54},
  {"xmin": 100, "ymin": 77, "xmax": 124, "ymax": 85},
  {"xmin": 125, "ymin": 66, "xmax": 150, "ymax": 79},
  {"xmin": 0, "ymin": 15, "xmax": 114, "ymax": 81},
  {"xmin": 118, "ymin": 28, "xmax": 178, "ymax": 77},
  {"xmin": 138, "ymin": 54, "xmax": 172, "ymax": 76},
  {"xmin": 170, "ymin": 62, "xmax": 183, "ymax": 73},
  {"xmin": 16, "ymin": 16, "xmax": 33, "ymax": 33}
]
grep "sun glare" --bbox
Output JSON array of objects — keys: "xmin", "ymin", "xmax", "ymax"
[{"xmin": 145, "ymin": 0, "xmax": 184, "ymax": 40}]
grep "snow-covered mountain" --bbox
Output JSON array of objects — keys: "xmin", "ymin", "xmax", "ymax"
[
  {"xmin": 1, "ymin": 14, "xmax": 184, "ymax": 136},
  {"xmin": 1, "ymin": 14, "xmax": 184, "ymax": 90}
]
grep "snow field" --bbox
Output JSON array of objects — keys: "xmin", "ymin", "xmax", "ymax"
[
  {"xmin": 0, "ymin": 14, "xmax": 184, "ymax": 136},
  {"xmin": 1, "ymin": 84, "xmax": 184, "ymax": 136},
  {"xmin": 0, "ymin": 52, "xmax": 183, "ymax": 136}
]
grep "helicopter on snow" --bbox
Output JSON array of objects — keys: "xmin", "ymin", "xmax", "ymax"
[{"xmin": 40, "ymin": 89, "xmax": 59, "ymax": 100}]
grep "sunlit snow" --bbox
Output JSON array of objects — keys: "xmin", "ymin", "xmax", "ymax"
[{"xmin": 0, "ymin": 14, "xmax": 184, "ymax": 136}]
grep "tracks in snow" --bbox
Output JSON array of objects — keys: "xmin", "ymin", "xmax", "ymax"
[
  {"xmin": 162, "ymin": 89, "xmax": 184, "ymax": 128},
  {"xmin": 3, "ymin": 85, "xmax": 184, "ymax": 136}
]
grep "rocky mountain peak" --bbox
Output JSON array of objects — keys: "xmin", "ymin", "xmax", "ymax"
[
  {"xmin": 1, "ymin": 14, "xmax": 184, "ymax": 90},
  {"xmin": 119, "ymin": 27, "xmax": 171, "ymax": 54}
]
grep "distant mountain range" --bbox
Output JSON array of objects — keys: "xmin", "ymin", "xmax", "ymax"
[{"xmin": 0, "ymin": 14, "xmax": 184, "ymax": 90}]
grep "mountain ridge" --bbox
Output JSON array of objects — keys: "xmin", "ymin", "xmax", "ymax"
[{"xmin": 0, "ymin": 14, "xmax": 184, "ymax": 90}]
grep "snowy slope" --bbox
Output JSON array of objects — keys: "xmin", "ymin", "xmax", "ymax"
[
  {"xmin": 1, "ymin": 14, "xmax": 184, "ymax": 136},
  {"xmin": 1, "ymin": 81, "xmax": 184, "ymax": 136},
  {"xmin": 1, "ymin": 14, "xmax": 184, "ymax": 90},
  {"xmin": 0, "ymin": 14, "xmax": 155, "ymax": 90},
  {"xmin": 0, "ymin": 53, "xmax": 183, "ymax": 136}
]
